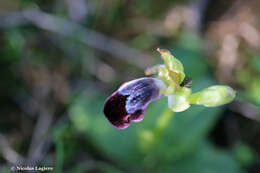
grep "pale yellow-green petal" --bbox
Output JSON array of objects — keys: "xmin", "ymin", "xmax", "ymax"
[{"xmin": 168, "ymin": 87, "xmax": 191, "ymax": 112}]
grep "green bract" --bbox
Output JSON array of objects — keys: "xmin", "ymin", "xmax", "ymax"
[{"xmin": 145, "ymin": 48, "xmax": 236, "ymax": 112}]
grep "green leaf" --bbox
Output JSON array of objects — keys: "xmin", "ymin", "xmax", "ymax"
[
  {"xmin": 233, "ymin": 143, "xmax": 254, "ymax": 166},
  {"xmin": 142, "ymin": 102, "xmax": 221, "ymax": 163},
  {"xmin": 161, "ymin": 142, "xmax": 245, "ymax": 173}
]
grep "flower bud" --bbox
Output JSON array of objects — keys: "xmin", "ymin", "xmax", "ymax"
[{"xmin": 189, "ymin": 85, "xmax": 236, "ymax": 107}]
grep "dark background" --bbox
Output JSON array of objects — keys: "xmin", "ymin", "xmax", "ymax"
[{"xmin": 0, "ymin": 0, "xmax": 260, "ymax": 172}]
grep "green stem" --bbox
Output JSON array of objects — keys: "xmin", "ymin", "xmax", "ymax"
[
  {"xmin": 153, "ymin": 108, "xmax": 174, "ymax": 136},
  {"xmin": 189, "ymin": 92, "xmax": 201, "ymax": 104}
]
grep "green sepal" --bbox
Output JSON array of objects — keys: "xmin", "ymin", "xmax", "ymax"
[
  {"xmin": 189, "ymin": 85, "xmax": 236, "ymax": 107},
  {"xmin": 157, "ymin": 48, "xmax": 185, "ymax": 84}
]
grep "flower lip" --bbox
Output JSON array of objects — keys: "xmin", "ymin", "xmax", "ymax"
[
  {"xmin": 103, "ymin": 77, "xmax": 164, "ymax": 129},
  {"xmin": 103, "ymin": 92, "xmax": 131, "ymax": 129}
]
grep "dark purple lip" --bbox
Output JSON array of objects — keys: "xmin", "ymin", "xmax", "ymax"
[{"xmin": 103, "ymin": 78, "xmax": 163, "ymax": 129}]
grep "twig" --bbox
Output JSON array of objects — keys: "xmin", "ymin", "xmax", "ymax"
[
  {"xmin": 25, "ymin": 108, "xmax": 54, "ymax": 166},
  {"xmin": 0, "ymin": 134, "xmax": 24, "ymax": 165},
  {"xmin": 230, "ymin": 101, "xmax": 260, "ymax": 122},
  {"xmin": 0, "ymin": 9, "xmax": 153, "ymax": 68}
]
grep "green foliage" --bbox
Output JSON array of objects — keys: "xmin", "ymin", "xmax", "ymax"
[
  {"xmin": 233, "ymin": 143, "xmax": 255, "ymax": 166},
  {"xmin": 161, "ymin": 142, "xmax": 243, "ymax": 173},
  {"xmin": 67, "ymin": 160, "xmax": 122, "ymax": 173},
  {"xmin": 236, "ymin": 51, "xmax": 260, "ymax": 105},
  {"xmin": 0, "ymin": 166, "xmax": 11, "ymax": 173}
]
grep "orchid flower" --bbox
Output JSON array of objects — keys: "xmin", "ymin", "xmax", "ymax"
[{"xmin": 103, "ymin": 48, "xmax": 236, "ymax": 129}]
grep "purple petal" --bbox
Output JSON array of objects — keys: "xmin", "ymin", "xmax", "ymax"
[{"xmin": 103, "ymin": 78, "xmax": 165, "ymax": 129}]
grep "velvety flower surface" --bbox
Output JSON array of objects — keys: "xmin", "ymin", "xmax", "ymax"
[{"xmin": 103, "ymin": 77, "xmax": 165, "ymax": 129}]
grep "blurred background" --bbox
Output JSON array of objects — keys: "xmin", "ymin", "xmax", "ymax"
[{"xmin": 0, "ymin": 0, "xmax": 260, "ymax": 172}]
